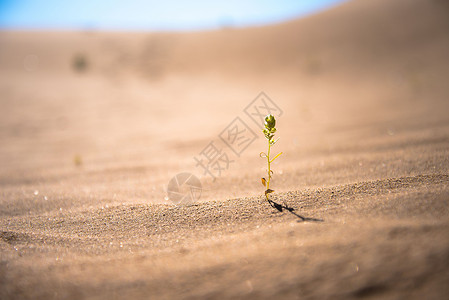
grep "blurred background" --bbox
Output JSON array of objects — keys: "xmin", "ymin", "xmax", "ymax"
[
  {"xmin": 0, "ymin": 0, "xmax": 345, "ymax": 31},
  {"xmin": 1, "ymin": 0, "xmax": 449, "ymax": 215}
]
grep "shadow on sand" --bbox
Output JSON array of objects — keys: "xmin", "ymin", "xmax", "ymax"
[{"xmin": 267, "ymin": 199, "xmax": 323, "ymax": 222}]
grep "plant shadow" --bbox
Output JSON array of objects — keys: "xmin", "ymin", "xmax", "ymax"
[{"xmin": 267, "ymin": 199, "xmax": 323, "ymax": 222}]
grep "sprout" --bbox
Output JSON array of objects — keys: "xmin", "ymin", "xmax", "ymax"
[{"xmin": 260, "ymin": 114, "xmax": 282, "ymax": 203}]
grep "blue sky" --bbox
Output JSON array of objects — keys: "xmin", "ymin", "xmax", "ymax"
[{"xmin": 0, "ymin": 0, "xmax": 346, "ymax": 31}]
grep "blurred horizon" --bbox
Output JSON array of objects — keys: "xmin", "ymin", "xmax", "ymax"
[{"xmin": 0, "ymin": 0, "xmax": 347, "ymax": 31}]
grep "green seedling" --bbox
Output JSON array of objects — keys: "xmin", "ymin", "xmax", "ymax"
[
  {"xmin": 73, "ymin": 154, "xmax": 83, "ymax": 167},
  {"xmin": 260, "ymin": 114, "xmax": 282, "ymax": 203},
  {"xmin": 73, "ymin": 54, "xmax": 88, "ymax": 72}
]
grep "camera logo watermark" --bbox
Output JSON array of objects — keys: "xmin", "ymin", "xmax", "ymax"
[
  {"xmin": 166, "ymin": 172, "xmax": 202, "ymax": 204},
  {"xmin": 166, "ymin": 92, "xmax": 282, "ymax": 204}
]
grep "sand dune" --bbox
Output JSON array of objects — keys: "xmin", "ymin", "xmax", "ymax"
[{"xmin": 1, "ymin": 0, "xmax": 449, "ymax": 298}]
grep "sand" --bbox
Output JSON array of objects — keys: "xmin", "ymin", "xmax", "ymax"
[{"xmin": 1, "ymin": 0, "xmax": 449, "ymax": 298}]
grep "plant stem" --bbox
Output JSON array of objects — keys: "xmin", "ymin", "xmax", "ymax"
[{"xmin": 266, "ymin": 139, "xmax": 271, "ymax": 200}]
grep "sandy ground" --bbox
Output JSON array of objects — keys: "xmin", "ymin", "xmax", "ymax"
[{"xmin": 1, "ymin": 0, "xmax": 449, "ymax": 298}]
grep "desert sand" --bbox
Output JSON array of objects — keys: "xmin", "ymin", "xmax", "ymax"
[{"xmin": 1, "ymin": 0, "xmax": 449, "ymax": 298}]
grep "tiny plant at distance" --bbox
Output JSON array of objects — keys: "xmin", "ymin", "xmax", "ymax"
[{"xmin": 260, "ymin": 114, "xmax": 283, "ymax": 203}]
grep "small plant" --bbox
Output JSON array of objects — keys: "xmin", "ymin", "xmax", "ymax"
[
  {"xmin": 260, "ymin": 114, "xmax": 282, "ymax": 203},
  {"xmin": 73, "ymin": 154, "xmax": 83, "ymax": 167},
  {"xmin": 72, "ymin": 54, "xmax": 88, "ymax": 72}
]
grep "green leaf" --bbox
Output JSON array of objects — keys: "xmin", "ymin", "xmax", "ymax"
[
  {"xmin": 270, "ymin": 152, "xmax": 283, "ymax": 162},
  {"xmin": 264, "ymin": 114, "xmax": 276, "ymax": 128}
]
